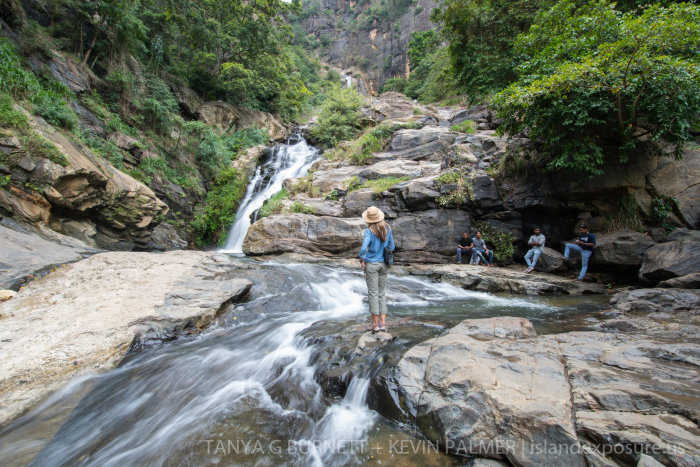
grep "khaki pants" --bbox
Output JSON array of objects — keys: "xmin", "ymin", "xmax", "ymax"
[{"xmin": 364, "ymin": 262, "xmax": 388, "ymax": 316}]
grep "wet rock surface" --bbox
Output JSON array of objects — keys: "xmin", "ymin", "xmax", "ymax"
[{"xmin": 0, "ymin": 251, "xmax": 253, "ymax": 426}]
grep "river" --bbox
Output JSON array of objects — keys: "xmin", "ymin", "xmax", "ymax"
[{"xmin": 0, "ymin": 261, "xmax": 606, "ymax": 466}]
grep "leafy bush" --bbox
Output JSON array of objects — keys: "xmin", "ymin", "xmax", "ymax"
[
  {"xmin": 191, "ymin": 168, "xmax": 246, "ymax": 246},
  {"xmin": 432, "ymin": 0, "xmax": 552, "ymax": 96},
  {"xmin": 21, "ymin": 133, "xmax": 69, "ymax": 166},
  {"xmin": 381, "ymin": 77, "xmax": 408, "ymax": 94},
  {"xmin": 325, "ymin": 121, "xmax": 420, "ymax": 164},
  {"xmin": 436, "ymin": 170, "xmax": 471, "ymax": 207},
  {"xmin": 493, "ymin": 1, "xmax": 700, "ymax": 176},
  {"xmin": 309, "ymin": 85, "xmax": 365, "ymax": 147},
  {"xmin": 34, "ymin": 98, "xmax": 79, "ymax": 130},
  {"xmin": 0, "ymin": 38, "xmax": 78, "ymax": 129},
  {"xmin": 258, "ymin": 189, "xmax": 288, "ymax": 218},
  {"xmin": 0, "ymin": 93, "xmax": 28, "ymax": 129},
  {"xmin": 345, "ymin": 176, "xmax": 362, "ymax": 192},
  {"xmin": 290, "ymin": 201, "xmax": 314, "ymax": 214},
  {"xmin": 450, "ymin": 120, "xmax": 476, "ymax": 134},
  {"xmin": 359, "ymin": 176, "xmax": 409, "ymax": 193},
  {"xmin": 474, "ymin": 221, "xmax": 515, "ymax": 264}
]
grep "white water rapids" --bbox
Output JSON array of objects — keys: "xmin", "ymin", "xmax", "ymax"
[
  {"xmin": 222, "ymin": 136, "xmax": 319, "ymax": 253},
  {"xmin": 0, "ymin": 262, "xmax": 587, "ymax": 466}
]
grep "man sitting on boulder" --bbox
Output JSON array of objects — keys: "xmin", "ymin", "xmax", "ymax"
[
  {"xmin": 524, "ymin": 227, "xmax": 546, "ymax": 273},
  {"xmin": 470, "ymin": 231, "xmax": 494, "ymax": 266},
  {"xmin": 563, "ymin": 224, "xmax": 596, "ymax": 280},
  {"xmin": 456, "ymin": 232, "xmax": 472, "ymax": 263}
]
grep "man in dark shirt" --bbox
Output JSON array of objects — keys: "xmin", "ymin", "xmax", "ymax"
[
  {"xmin": 456, "ymin": 232, "xmax": 472, "ymax": 263},
  {"xmin": 563, "ymin": 224, "xmax": 597, "ymax": 280}
]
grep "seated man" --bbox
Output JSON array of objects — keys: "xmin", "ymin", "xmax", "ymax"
[
  {"xmin": 470, "ymin": 230, "xmax": 494, "ymax": 266},
  {"xmin": 524, "ymin": 227, "xmax": 546, "ymax": 273},
  {"xmin": 563, "ymin": 224, "xmax": 596, "ymax": 280},
  {"xmin": 456, "ymin": 232, "xmax": 472, "ymax": 263}
]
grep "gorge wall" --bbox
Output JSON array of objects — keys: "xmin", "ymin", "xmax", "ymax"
[{"xmin": 295, "ymin": 0, "xmax": 438, "ymax": 92}]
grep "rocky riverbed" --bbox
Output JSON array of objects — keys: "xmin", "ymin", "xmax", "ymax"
[{"xmin": 0, "ymin": 251, "xmax": 252, "ymax": 426}]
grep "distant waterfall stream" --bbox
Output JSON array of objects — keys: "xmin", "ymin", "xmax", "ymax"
[{"xmin": 222, "ymin": 134, "xmax": 319, "ymax": 253}]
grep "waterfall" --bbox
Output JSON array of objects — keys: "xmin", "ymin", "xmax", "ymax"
[{"xmin": 222, "ymin": 135, "xmax": 319, "ymax": 253}]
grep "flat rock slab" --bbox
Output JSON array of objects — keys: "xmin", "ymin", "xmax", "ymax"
[
  {"xmin": 0, "ymin": 251, "xmax": 252, "ymax": 426},
  {"xmin": 0, "ymin": 220, "xmax": 98, "ymax": 290},
  {"xmin": 403, "ymin": 264, "xmax": 606, "ymax": 295}
]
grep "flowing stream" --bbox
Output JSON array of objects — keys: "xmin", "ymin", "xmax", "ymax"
[
  {"xmin": 222, "ymin": 135, "xmax": 319, "ymax": 253},
  {"xmin": 0, "ymin": 262, "xmax": 607, "ymax": 466}
]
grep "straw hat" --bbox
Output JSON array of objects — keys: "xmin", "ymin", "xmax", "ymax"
[{"xmin": 362, "ymin": 206, "xmax": 385, "ymax": 224}]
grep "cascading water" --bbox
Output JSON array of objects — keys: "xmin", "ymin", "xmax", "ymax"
[
  {"xmin": 0, "ymin": 261, "xmax": 603, "ymax": 467},
  {"xmin": 222, "ymin": 135, "xmax": 319, "ymax": 253}
]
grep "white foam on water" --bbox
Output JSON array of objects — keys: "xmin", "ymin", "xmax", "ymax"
[{"xmin": 221, "ymin": 138, "xmax": 319, "ymax": 253}]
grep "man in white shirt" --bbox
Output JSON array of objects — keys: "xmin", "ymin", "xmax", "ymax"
[{"xmin": 524, "ymin": 227, "xmax": 545, "ymax": 273}]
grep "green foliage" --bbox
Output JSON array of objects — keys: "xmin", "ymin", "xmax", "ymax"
[
  {"xmin": 325, "ymin": 121, "xmax": 420, "ymax": 164},
  {"xmin": 258, "ymin": 189, "xmax": 288, "ymax": 218},
  {"xmin": 195, "ymin": 127, "xmax": 268, "ymax": 179},
  {"xmin": 191, "ymin": 168, "xmax": 246, "ymax": 246},
  {"xmin": 450, "ymin": 120, "xmax": 476, "ymax": 134},
  {"xmin": 359, "ymin": 176, "xmax": 410, "ymax": 193},
  {"xmin": 34, "ymin": 98, "xmax": 79, "ymax": 130},
  {"xmin": 433, "ymin": 0, "xmax": 553, "ymax": 96},
  {"xmin": 0, "ymin": 38, "xmax": 78, "ymax": 129},
  {"xmin": 345, "ymin": 176, "xmax": 362, "ymax": 192},
  {"xmin": 0, "ymin": 93, "xmax": 28, "ymax": 129},
  {"xmin": 290, "ymin": 201, "xmax": 315, "ymax": 214},
  {"xmin": 436, "ymin": 170, "xmax": 471, "ymax": 207},
  {"xmin": 474, "ymin": 221, "xmax": 515, "ymax": 263},
  {"xmin": 380, "ymin": 77, "xmax": 408, "ymax": 94},
  {"xmin": 21, "ymin": 133, "xmax": 69, "ymax": 166},
  {"xmin": 309, "ymin": 86, "xmax": 365, "ymax": 147},
  {"xmin": 493, "ymin": 1, "xmax": 700, "ymax": 176},
  {"xmin": 0, "ymin": 174, "xmax": 10, "ymax": 187},
  {"xmin": 650, "ymin": 196, "xmax": 677, "ymax": 229}
]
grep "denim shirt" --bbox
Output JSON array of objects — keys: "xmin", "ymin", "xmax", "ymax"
[{"xmin": 359, "ymin": 228, "xmax": 395, "ymax": 263}]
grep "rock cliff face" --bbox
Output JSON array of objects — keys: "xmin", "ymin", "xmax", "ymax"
[
  {"xmin": 243, "ymin": 92, "xmax": 700, "ymax": 283},
  {"xmin": 296, "ymin": 0, "xmax": 438, "ymax": 91}
]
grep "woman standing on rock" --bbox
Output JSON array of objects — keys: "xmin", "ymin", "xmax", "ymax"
[{"xmin": 359, "ymin": 206, "xmax": 395, "ymax": 332}]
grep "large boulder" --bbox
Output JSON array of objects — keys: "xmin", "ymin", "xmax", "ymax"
[
  {"xmin": 550, "ymin": 331, "xmax": 700, "ymax": 467},
  {"xmin": 243, "ymin": 214, "xmax": 365, "ymax": 256},
  {"xmin": 608, "ymin": 288, "xmax": 700, "ymax": 314},
  {"xmin": 648, "ymin": 146, "xmax": 700, "ymax": 229},
  {"xmin": 243, "ymin": 210, "xmax": 470, "ymax": 262},
  {"xmin": 639, "ymin": 238, "xmax": 700, "ymax": 282},
  {"xmin": 385, "ymin": 127, "xmax": 456, "ymax": 160},
  {"xmin": 388, "ymin": 312, "xmax": 700, "ymax": 466},
  {"xmin": 343, "ymin": 188, "xmax": 399, "ymax": 219},
  {"xmin": 394, "ymin": 176, "xmax": 440, "ymax": 210},
  {"xmin": 389, "ymin": 317, "xmax": 586, "ymax": 465},
  {"xmin": 592, "ymin": 231, "xmax": 655, "ymax": 268},
  {"xmin": 534, "ymin": 247, "xmax": 567, "ymax": 273}
]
